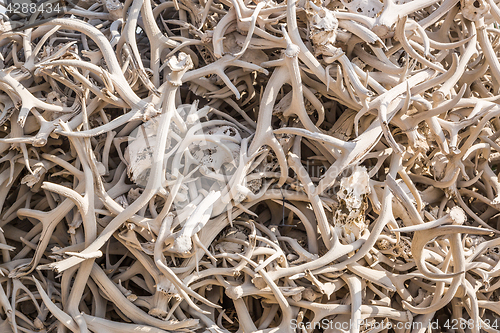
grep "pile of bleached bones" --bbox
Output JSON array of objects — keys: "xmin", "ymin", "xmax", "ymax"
[{"xmin": 1, "ymin": 0, "xmax": 500, "ymax": 332}]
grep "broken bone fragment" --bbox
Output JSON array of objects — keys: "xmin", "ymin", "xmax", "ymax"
[{"xmin": 334, "ymin": 165, "xmax": 371, "ymax": 242}]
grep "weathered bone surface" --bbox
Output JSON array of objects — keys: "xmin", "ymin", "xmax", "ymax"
[{"xmin": 1, "ymin": 0, "xmax": 500, "ymax": 332}]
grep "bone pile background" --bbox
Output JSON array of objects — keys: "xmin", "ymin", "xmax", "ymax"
[{"xmin": 1, "ymin": 0, "xmax": 500, "ymax": 332}]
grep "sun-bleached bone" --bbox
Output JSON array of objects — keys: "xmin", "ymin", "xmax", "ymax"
[
  {"xmin": 2, "ymin": 1, "xmax": 500, "ymax": 332},
  {"xmin": 334, "ymin": 165, "xmax": 371, "ymax": 242}
]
